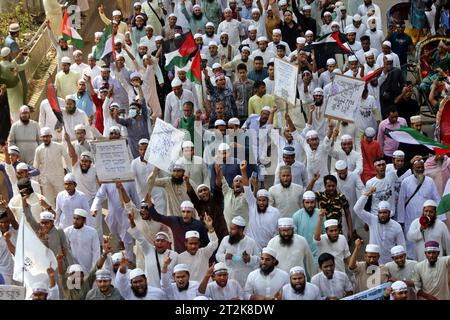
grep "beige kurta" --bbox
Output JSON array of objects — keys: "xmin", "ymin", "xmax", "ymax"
[
  {"xmin": 55, "ymin": 70, "xmax": 81, "ymax": 99},
  {"xmin": 0, "ymin": 58, "xmax": 29, "ymax": 114},
  {"xmin": 413, "ymin": 256, "xmax": 450, "ymax": 300},
  {"xmin": 43, "ymin": 0, "xmax": 63, "ymax": 36},
  {"xmin": 222, "ymin": 176, "xmax": 249, "ymax": 228},
  {"xmin": 7, "ymin": 120, "xmax": 41, "ymax": 165},
  {"xmin": 147, "ymin": 174, "xmax": 190, "ymax": 217},
  {"xmin": 350, "ymin": 261, "xmax": 390, "ymax": 293}
]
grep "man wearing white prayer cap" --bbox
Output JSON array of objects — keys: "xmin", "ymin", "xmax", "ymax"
[
  {"xmin": 160, "ymin": 259, "xmax": 200, "ymax": 300},
  {"xmin": 164, "ymin": 76, "xmax": 196, "ymax": 126},
  {"xmin": 281, "ymin": 265, "xmax": 321, "ymax": 300},
  {"xmin": 244, "ymin": 247, "xmax": 289, "ymax": 300},
  {"xmin": 384, "ymin": 244, "xmax": 417, "ymax": 300},
  {"xmin": 115, "ymin": 264, "xmax": 166, "ymax": 300},
  {"xmin": 85, "ymin": 269, "xmax": 123, "ymax": 300},
  {"xmin": 388, "ymin": 281, "xmax": 408, "ymax": 300},
  {"xmin": 177, "ymin": 139, "xmax": 208, "ymax": 188},
  {"xmin": 353, "ymin": 188, "xmax": 406, "ymax": 264},
  {"xmin": 318, "ymin": 58, "xmax": 339, "ymax": 88},
  {"xmin": 330, "ymin": 132, "xmax": 363, "ymax": 176},
  {"xmin": 199, "ymin": 261, "xmax": 244, "ymax": 300}
]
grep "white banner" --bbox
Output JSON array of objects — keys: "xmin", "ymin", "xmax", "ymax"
[
  {"xmin": 0, "ymin": 285, "xmax": 26, "ymax": 300},
  {"xmin": 91, "ymin": 139, "xmax": 134, "ymax": 182},
  {"xmin": 324, "ymin": 74, "xmax": 366, "ymax": 122},
  {"xmin": 274, "ymin": 58, "xmax": 299, "ymax": 106},
  {"xmin": 341, "ymin": 282, "xmax": 390, "ymax": 300},
  {"xmin": 145, "ymin": 118, "xmax": 185, "ymax": 173}
]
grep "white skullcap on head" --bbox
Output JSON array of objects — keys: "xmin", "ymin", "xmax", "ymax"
[
  {"xmin": 330, "ymin": 21, "xmax": 340, "ymax": 27},
  {"xmin": 390, "ymin": 245, "xmax": 406, "ymax": 257},
  {"xmin": 180, "ymin": 200, "xmax": 194, "ymax": 211},
  {"xmin": 182, "ymin": 140, "xmax": 194, "ymax": 148},
  {"xmin": 241, "ymin": 46, "xmax": 251, "ymax": 53},
  {"xmin": 94, "ymin": 31, "xmax": 103, "ymax": 38},
  {"xmin": 279, "ymin": 0, "xmax": 287, "ymax": 5},
  {"xmin": 96, "ymin": 269, "xmax": 112, "ymax": 280},
  {"xmin": 382, "ymin": 41, "xmax": 392, "ymax": 48},
  {"xmin": 73, "ymin": 49, "xmax": 82, "ymax": 56},
  {"xmin": 67, "ymin": 264, "xmax": 84, "ymax": 274},
  {"xmin": 220, "ymin": 31, "xmax": 228, "ymax": 37},
  {"xmin": 303, "ymin": 5, "xmax": 312, "ymax": 10},
  {"xmin": 19, "ymin": 105, "xmax": 30, "ymax": 113},
  {"xmin": 423, "ymin": 199, "xmax": 437, "ymax": 208},
  {"xmin": 305, "ymin": 30, "xmax": 314, "ymax": 36},
  {"xmin": 340, "ymin": 5, "xmax": 346, "ymax": 10},
  {"xmin": 364, "ymin": 127, "xmax": 376, "ymax": 137},
  {"xmin": 224, "ymin": 7, "xmax": 232, "ymax": 13},
  {"xmin": 231, "ymin": 216, "xmax": 246, "ymax": 227},
  {"xmin": 169, "ymin": 13, "xmax": 176, "ymax": 18},
  {"xmin": 130, "ymin": 268, "xmax": 145, "ymax": 280},
  {"xmin": 130, "ymin": 71, "xmax": 142, "ymax": 80},
  {"xmin": 185, "ymin": 230, "xmax": 200, "ymax": 239},
  {"xmin": 16, "ymin": 162, "xmax": 28, "ymax": 171},
  {"xmin": 8, "ymin": 145, "xmax": 20, "ymax": 154},
  {"xmin": 327, "ymin": 58, "xmax": 336, "ymax": 65},
  {"xmin": 261, "ymin": 106, "xmax": 271, "ymax": 113},
  {"xmin": 341, "ymin": 134, "xmax": 353, "ymax": 142},
  {"xmin": 348, "ymin": 55, "xmax": 357, "ymax": 62},
  {"xmin": 364, "ymin": 50, "xmax": 374, "ymax": 57},
  {"xmin": 365, "ymin": 244, "xmax": 380, "ymax": 253},
  {"xmin": 391, "ymin": 281, "xmax": 408, "ymax": 292},
  {"xmin": 272, "ymin": 29, "xmax": 282, "ymax": 35},
  {"xmin": 218, "ymin": 143, "xmax": 230, "ymax": 151},
  {"xmin": 192, "ymin": 4, "xmax": 201, "ymax": 10},
  {"xmin": 324, "ymin": 219, "xmax": 338, "ymax": 228},
  {"xmin": 248, "ymin": 25, "xmax": 257, "ymax": 31},
  {"xmin": 306, "ymin": 130, "xmax": 319, "ymax": 139},
  {"xmin": 353, "ymin": 14, "xmax": 362, "ymax": 21},
  {"xmin": 1, "ymin": 47, "xmax": 11, "ymax": 57},
  {"xmin": 233, "ymin": 175, "xmax": 242, "ymax": 182},
  {"xmin": 196, "ymin": 184, "xmax": 209, "ymax": 193},
  {"xmin": 324, "ymin": 11, "xmax": 332, "ymax": 16},
  {"xmin": 112, "ymin": 10, "xmax": 121, "ymax": 16},
  {"xmin": 252, "ymin": 8, "xmax": 260, "ymax": 14},
  {"xmin": 111, "ymin": 252, "xmax": 123, "ymax": 264},
  {"xmin": 410, "ymin": 115, "xmax": 421, "ymax": 124},
  {"xmin": 303, "ymin": 190, "xmax": 316, "ymax": 200},
  {"xmin": 40, "ymin": 127, "xmax": 52, "ymax": 136},
  {"xmin": 65, "ymin": 94, "xmax": 76, "ymax": 101},
  {"xmin": 228, "ymin": 117, "xmax": 240, "ymax": 125},
  {"xmin": 64, "ymin": 173, "xmax": 76, "ymax": 183},
  {"xmin": 393, "ymin": 150, "xmax": 405, "ymax": 158},
  {"xmin": 194, "ymin": 33, "xmax": 203, "ymax": 40},
  {"xmin": 205, "ymin": 22, "xmax": 215, "ymax": 28},
  {"xmin": 155, "ymin": 231, "xmax": 170, "ymax": 241},
  {"xmin": 134, "ymin": 2, "xmax": 142, "ymax": 7},
  {"xmin": 335, "ymin": 160, "xmax": 348, "ymax": 171},
  {"xmin": 378, "ymin": 201, "xmax": 391, "ymax": 213},
  {"xmin": 109, "ymin": 125, "xmax": 120, "ymax": 133},
  {"xmin": 212, "ymin": 62, "xmax": 222, "ymax": 69},
  {"xmin": 335, "ymin": 1, "xmax": 344, "ymax": 6},
  {"xmin": 74, "ymin": 124, "xmax": 86, "ymax": 131},
  {"xmin": 385, "ymin": 54, "xmax": 394, "ymax": 61},
  {"xmin": 61, "ymin": 56, "xmax": 71, "ymax": 64},
  {"xmin": 297, "ymin": 37, "xmax": 306, "ymax": 44},
  {"xmin": 289, "ymin": 266, "xmax": 305, "ymax": 275},
  {"xmin": 155, "ymin": 35, "xmax": 163, "ymax": 42},
  {"xmin": 313, "ymin": 87, "xmax": 324, "ymax": 95},
  {"xmin": 262, "ymin": 247, "xmax": 277, "ymax": 259},
  {"xmin": 256, "ymin": 189, "xmax": 269, "ymax": 198},
  {"xmin": 257, "ymin": 36, "xmax": 268, "ymax": 43},
  {"xmin": 171, "ymin": 78, "xmax": 182, "ymax": 87},
  {"xmin": 31, "ymin": 282, "xmax": 48, "ymax": 294},
  {"xmin": 213, "ymin": 262, "xmax": 228, "ymax": 273},
  {"xmin": 208, "ymin": 41, "xmax": 218, "ymax": 47},
  {"xmin": 278, "ymin": 218, "xmax": 294, "ymax": 228},
  {"xmin": 173, "ymin": 264, "xmax": 190, "ymax": 273},
  {"xmin": 74, "ymin": 208, "xmax": 88, "ymax": 218},
  {"xmin": 138, "ymin": 138, "xmax": 149, "ymax": 145},
  {"xmin": 40, "ymin": 211, "xmax": 54, "ymax": 221}
]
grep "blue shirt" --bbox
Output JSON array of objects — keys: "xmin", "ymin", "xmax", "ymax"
[
  {"xmin": 292, "ymin": 208, "xmax": 323, "ymax": 262},
  {"xmin": 76, "ymin": 91, "xmax": 94, "ymax": 118},
  {"xmin": 248, "ymin": 68, "xmax": 268, "ymax": 82}
]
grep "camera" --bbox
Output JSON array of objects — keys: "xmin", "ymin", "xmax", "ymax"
[{"xmin": 17, "ymin": 178, "xmax": 33, "ymax": 197}]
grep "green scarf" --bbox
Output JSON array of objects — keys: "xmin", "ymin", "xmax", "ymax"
[{"xmin": 179, "ymin": 115, "xmax": 195, "ymax": 142}]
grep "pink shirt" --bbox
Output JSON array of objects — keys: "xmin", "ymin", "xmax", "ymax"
[{"xmin": 377, "ymin": 117, "xmax": 407, "ymax": 157}]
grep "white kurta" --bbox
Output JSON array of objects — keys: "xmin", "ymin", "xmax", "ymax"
[
  {"xmin": 64, "ymin": 225, "xmax": 100, "ymax": 273},
  {"xmin": 164, "ymin": 89, "xmax": 196, "ymax": 126},
  {"xmin": 282, "ymin": 282, "xmax": 321, "ymax": 300},
  {"xmin": 33, "ymin": 142, "xmax": 71, "ymax": 180},
  {"xmin": 385, "ymin": 259, "xmax": 417, "ymax": 300},
  {"xmin": 407, "ymin": 218, "xmax": 450, "ymax": 261},
  {"xmin": 335, "ymin": 172, "xmax": 365, "ymax": 229},
  {"xmin": 55, "ymin": 190, "xmax": 93, "ymax": 230},
  {"xmin": 5, "ymin": 163, "xmax": 41, "ymax": 197},
  {"xmin": 267, "ymin": 234, "xmax": 316, "ymax": 278},
  {"xmin": 268, "ymin": 183, "xmax": 304, "ymax": 218},
  {"xmin": 204, "ymin": 279, "xmax": 244, "ymax": 300},
  {"xmin": 274, "ymin": 161, "xmax": 308, "ymax": 187},
  {"xmin": 311, "ymin": 271, "xmax": 353, "ymax": 299},
  {"xmin": 7, "ymin": 120, "xmax": 40, "ymax": 165},
  {"xmin": 8, "ymin": 192, "xmax": 46, "ymax": 223},
  {"xmin": 72, "ymin": 162, "xmax": 98, "ymax": 202},
  {"xmin": 39, "ymin": 97, "xmax": 65, "ymax": 139},
  {"xmin": 0, "ymin": 227, "xmax": 17, "ymax": 283},
  {"xmin": 217, "ymin": 19, "xmax": 242, "ymax": 47},
  {"xmin": 244, "ymin": 268, "xmax": 289, "ymax": 299},
  {"xmin": 365, "ymin": 172, "xmax": 398, "ymax": 217},
  {"xmin": 330, "ymin": 149, "xmax": 363, "ymax": 176},
  {"xmin": 313, "ymin": 234, "xmax": 351, "ymax": 273},
  {"xmin": 61, "ymin": 108, "xmax": 92, "ymax": 141},
  {"xmin": 116, "ymin": 270, "xmax": 167, "ymax": 300},
  {"xmin": 161, "ymin": 272, "xmax": 200, "ymax": 300},
  {"xmin": 176, "ymin": 155, "xmax": 209, "ymax": 188}
]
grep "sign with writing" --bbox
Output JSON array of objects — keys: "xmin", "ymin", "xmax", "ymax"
[
  {"xmin": 144, "ymin": 118, "xmax": 185, "ymax": 173},
  {"xmin": 324, "ymin": 74, "xmax": 365, "ymax": 122},
  {"xmin": 341, "ymin": 282, "xmax": 390, "ymax": 300},
  {"xmin": 274, "ymin": 58, "xmax": 299, "ymax": 106},
  {"xmin": 0, "ymin": 286, "xmax": 26, "ymax": 300},
  {"xmin": 91, "ymin": 139, "xmax": 134, "ymax": 182}
]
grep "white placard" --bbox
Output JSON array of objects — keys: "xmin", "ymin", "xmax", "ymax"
[
  {"xmin": 91, "ymin": 139, "xmax": 134, "ymax": 182},
  {"xmin": 144, "ymin": 118, "xmax": 185, "ymax": 173},
  {"xmin": 324, "ymin": 74, "xmax": 366, "ymax": 122},
  {"xmin": 274, "ymin": 58, "xmax": 299, "ymax": 106},
  {"xmin": 341, "ymin": 283, "xmax": 390, "ymax": 300},
  {"xmin": 0, "ymin": 286, "xmax": 26, "ymax": 300}
]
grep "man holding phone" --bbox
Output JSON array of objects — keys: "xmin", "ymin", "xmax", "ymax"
[{"xmin": 394, "ymin": 82, "xmax": 420, "ymax": 126}]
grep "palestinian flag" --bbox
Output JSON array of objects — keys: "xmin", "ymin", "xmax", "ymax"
[
  {"xmin": 47, "ymin": 78, "xmax": 64, "ymax": 129},
  {"xmin": 163, "ymin": 32, "xmax": 197, "ymax": 71},
  {"xmin": 388, "ymin": 126, "xmax": 450, "ymax": 150},
  {"xmin": 303, "ymin": 42, "xmax": 349, "ymax": 69},
  {"xmin": 437, "ymin": 193, "xmax": 450, "ymax": 215},
  {"xmin": 187, "ymin": 50, "xmax": 202, "ymax": 85},
  {"xmin": 362, "ymin": 67, "xmax": 384, "ymax": 82},
  {"xmin": 62, "ymin": 10, "xmax": 84, "ymax": 48},
  {"xmin": 93, "ymin": 24, "xmax": 113, "ymax": 61},
  {"xmin": 316, "ymin": 31, "xmax": 351, "ymax": 54}
]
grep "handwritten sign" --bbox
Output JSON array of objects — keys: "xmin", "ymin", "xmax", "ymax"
[
  {"xmin": 324, "ymin": 74, "xmax": 365, "ymax": 122},
  {"xmin": 274, "ymin": 58, "xmax": 299, "ymax": 106},
  {"xmin": 144, "ymin": 118, "xmax": 185, "ymax": 173},
  {"xmin": 341, "ymin": 283, "xmax": 390, "ymax": 300},
  {"xmin": 0, "ymin": 286, "xmax": 26, "ymax": 300},
  {"xmin": 91, "ymin": 139, "xmax": 134, "ymax": 182}
]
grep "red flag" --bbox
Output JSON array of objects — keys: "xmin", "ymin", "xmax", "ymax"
[
  {"xmin": 330, "ymin": 32, "xmax": 352, "ymax": 54},
  {"xmin": 433, "ymin": 147, "xmax": 450, "ymax": 156},
  {"xmin": 111, "ymin": 30, "xmax": 116, "ymax": 61},
  {"xmin": 47, "ymin": 79, "xmax": 64, "ymax": 126},
  {"xmin": 362, "ymin": 67, "xmax": 384, "ymax": 82},
  {"xmin": 187, "ymin": 50, "xmax": 202, "ymax": 84}
]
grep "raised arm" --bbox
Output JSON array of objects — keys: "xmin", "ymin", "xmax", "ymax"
[
  {"xmin": 313, "ymin": 208, "xmax": 326, "ymax": 241},
  {"xmin": 348, "ymin": 238, "xmax": 363, "ymax": 270}
]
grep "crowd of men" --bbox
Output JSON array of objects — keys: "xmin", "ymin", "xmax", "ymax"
[{"xmin": 0, "ymin": 0, "xmax": 449, "ymax": 301}]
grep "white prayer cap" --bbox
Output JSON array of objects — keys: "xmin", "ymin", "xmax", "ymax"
[
  {"xmin": 9, "ymin": 23, "xmax": 20, "ymax": 33},
  {"xmin": 224, "ymin": 7, "xmax": 232, "ymax": 13},
  {"xmin": 240, "ymin": 46, "xmax": 251, "ymax": 53},
  {"xmin": 180, "ymin": 200, "xmax": 194, "ymax": 211},
  {"xmin": 367, "ymin": 16, "xmax": 377, "ymax": 26},
  {"xmin": 228, "ymin": 117, "xmax": 240, "ymax": 126},
  {"xmin": 192, "ymin": 4, "xmax": 201, "ymax": 10},
  {"xmin": 335, "ymin": 1, "xmax": 344, "ymax": 6},
  {"xmin": 382, "ymin": 41, "xmax": 392, "ymax": 48},
  {"xmin": 348, "ymin": 55, "xmax": 358, "ymax": 62},
  {"xmin": 220, "ymin": 32, "xmax": 229, "ymax": 38},
  {"xmin": 335, "ymin": 160, "xmax": 348, "ymax": 171},
  {"xmin": 196, "ymin": 184, "xmax": 209, "ymax": 193},
  {"xmin": 80, "ymin": 151, "xmax": 93, "ymax": 161},
  {"xmin": 138, "ymin": 138, "xmax": 149, "ymax": 145},
  {"xmin": 390, "ymin": 245, "xmax": 406, "ymax": 257},
  {"xmin": 130, "ymin": 268, "xmax": 146, "ymax": 280},
  {"xmin": 297, "ymin": 37, "xmax": 306, "ymax": 44},
  {"xmin": 130, "ymin": 71, "xmax": 142, "ymax": 80},
  {"xmin": 109, "ymin": 125, "xmax": 120, "ymax": 133},
  {"xmin": 19, "ymin": 105, "xmax": 30, "ymax": 113},
  {"xmin": 134, "ymin": 2, "xmax": 142, "ymax": 7},
  {"xmin": 231, "ymin": 216, "xmax": 246, "ymax": 227},
  {"xmin": 385, "ymin": 54, "xmax": 394, "ymax": 62},
  {"xmin": 171, "ymin": 78, "xmax": 182, "ymax": 87},
  {"xmin": 73, "ymin": 49, "xmax": 83, "ymax": 56},
  {"xmin": 324, "ymin": 219, "xmax": 338, "ymax": 228},
  {"xmin": 391, "ymin": 281, "xmax": 408, "ymax": 292},
  {"xmin": 353, "ymin": 14, "xmax": 362, "ymax": 21},
  {"xmin": 279, "ymin": 0, "xmax": 287, "ymax": 5},
  {"xmin": 182, "ymin": 140, "xmax": 194, "ymax": 148},
  {"xmin": 313, "ymin": 87, "xmax": 324, "ymax": 95},
  {"xmin": 364, "ymin": 50, "xmax": 374, "ymax": 58},
  {"xmin": 212, "ymin": 63, "xmax": 222, "ymax": 70},
  {"xmin": 340, "ymin": 5, "xmax": 346, "ymax": 10},
  {"xmin": 410, "ymin": 115, "xmax": 421, "ymax": 124},
  {"xmin": 346, "ymin": 26, "xmax": 357, "ymax": 34},
  {"xmin": 303, "ymin": 5, "xmax": 312, "ymax": 11},
  {"xmin": 96, "ymin": 269, "xmax": 112, "ymax": 280},
  {"xmin": 205, "ymin": 22, "xmax": 215, "ymax": 28},
  {"xmin": 213, "ymin": 262, "xmax": 228, "ymax": 274},
  {"xmin": 32, "ymin": 282, "xmax": 48, "ymax": 294},
  {"xmin": 323, "ymin": 11, "xmax": 332, "ymax": 16},
  {"xmin": 155, "ymin": 35, "xmax": 164, "ymax": 42},
  {"xmin": 365, "ymin": 244, "xmax": 380, "ymax": 253},
  {"xmin": 172, "ymin": 161, "xmax": 185, "ymax": 171},
  {"xmin": 364, "ymin": 127, "xmax": 376, "ymax": 137},
  {"xmin": 65, "ymin": 94, "xmax": 76, "ymax": 102},
  {"xmin": 94, "ymin": 31, "xmax": 103, "ymax": 38},
  {"xmin": 173, "ymin": 264, "xmax": 190, "ymax": 273},
  {"xmin": 248, "ymin": 25, "xmax": 257, "ymax": 32},
  {"xmin": 169, "ymin": 13, "xmax": 176, "ymax": 18},
  {"xmin": 40, "ymin": 211, "xmax": 54, "ymax": 221},
  {"xmin": 252, "ymin": 8, "xmax": 260, "ymax": 14},
  {"xmin": 423, "ymin": 199, "xmax": 437, "ymax": 208},
  {"xmin": 233, "ymin": 175, "xmax": 243, "ymax": 182},
  {"xmin": 40, "ymin": 127, "xmax": 52, "ymax": 136},
  {"xmin": 74, "ymin": 208, "xmax": 88, "ymax": 218},
  {"xmin": 278, "ymin": 217, "xmax": 294, "ymax": 228},
  {"xmin": 194, "ymin": 33, "xmax": 203, "ymax": 40},
  {"xmin": 8, "ymin": 145, "xmax": 20, "ymax": 154},
  {"xmin": 111, "ymin": 252, "xmax": 124, "ymax": 264},
  {"xmin": 272, "ymin": 29, "xmax": 282, "ymax": 35},
  {"xmin": 262, "ymin": 247, "xmax": 277, "ymax": 259},
  {"xmin": 306, "ymin": 130, "xmax": 319, "ymax": 139},
  {"xmin": 67, "ymin": 264, "xmax": 84, "ymax": 274},
  {"xmin": 330, "ymin": 21, "xmax": 340, "ymax": 28},
  {"xmin": 61, "ymin": 56, "xmax": 71, "ymax": 64},
  {"xmin": 16, "ymin": 162, "xmax": 28, "ymax": 171},
  {"xmin": 290, "ymin": 266, "xmax": 305, "ymax": 275},
  {"xmin": 256, "ymin": 189, "xmax": 269, "ymax": 198},
  {"xmin": 112, "ymin": 10, "xmax": 121, "ymax": 16},
  {"xmin": 208, "ymin": 41, "xmax": 218, "ymax": 47},
  {"xmin": 283, "ymin": 146, "xmax": 296, "ymax": 155},
  {"xmin": 267, "ymin": 5, "xmax": 272, "ymax": 11},
  {"xmin": 257, "ymin": 36, "xmax": 268, "ymax": 43},
  {"xmin": 378, "ymin": 201, "xmax": 391, "ymax": 211},
  {"xmin": 101, "ymin": 66, "xmax": 110, "ymax": 72},
  {"xmin": 64, "ymin": 173, "xmax": 76, "ymax": 183},
  {"xmin": 303, "ymin": 190, "xmax": 316, "ymax": 200},
  {"xmin": 392, "ymin": 150, "xmax": 405, "ymax": 158},
  {"xmin": 185, "ymin": 230, "xmax": 200, "ymax": 239},
  {"xmin": 261, "ymin": 105, "xmax": 271, "ymax": 113},
  {"xmin": 200, "ymin": 53, "xmax": 207, "ymax": 60},
  {"xmin": 341, "ymin": 134, "xmax": 352, "ymax": 142},
  {"xmin": 305, "ymin": 30, "xmax": 314, "ymax": 36},
  {"xmin": 74, "ymin": 124, "xmax": 86, "ymax": 132},
  {"xmin": 218, "ymin": 143, "xmax": 230, "ymax": 151},
  {"xmin": 0, "ymin": 47, "xmax": 11, "ymax": 57},
  {"xmin": 155, "ymin": 231, "xmax": 170, "ymax": 241}
]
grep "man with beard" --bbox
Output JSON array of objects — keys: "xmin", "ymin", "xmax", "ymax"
[
  {"xmin": 217, "ymin": 8, "xmax": 243, "ymax": 48},
  {"xmin": 3, "ymin": 145, "xmax": 40, "ymax": 195},
  {"xmin": 164, "ymin": 78, "xmax": 197, "ymax": 126},
  {"xmin": 385, "ymin": 245, "xmax": 417, "ymax": 300},
  {"xmin": 413, "ymin": 241, "xmax": 450, "ymax": 300},
  {"xmin": 277, "ymin": 128, "xmax": 303, "ymax": 164},
  {"xmin": 242, "ymin": 25, "xmax": 258, "ymax": 51},
  {"xmin": 244, "ymin": 247, "xmax": 289, "ymax": 300},
  {"xmin": 267, "ymin": 218, "xmax": 316, "ymax": 277},
  {"xmin": 242, "ymin": 162, "xmax": 280, "ymax": 250},
  {"xmin": 311, "ymin": 253, "xmax": 353, "ymax": 300},
  {"xmin": 313, "ymin": 216, "xmax": 351, "ymax": 273},
  {"xmin": 249, "ymin": 38, "xmax": 275, "ymax": 68},
  {"xmin": 330, "ymin": 135, "xmax": 363, "ymax": 176},
  {"xmin": 397, "ymin": 158, "xmax": 441, "ymax": 259},
  {"xmin": 64, "ymin": 209, "xmax": 100, "ymax": 275},
  {"xmin": 221, "ymin": 168, "xmax": 249, "ymax": 228},
  {"xmin": 131, "ymin": 15, "xmax": 146, "ymax": 45},
  {"xmin": 269, "ymin": 166, "xmax": 304, "ymax": 218},
  {"xmin": 354, "ymin": 188, "xmax": 405, "ymax": 264},
  {"xmin": 61, "ymin": 95, "xmax": 91, "ymax": 141},
  {"xmin": 199, "ymin": 262, "xmax": 244, "ymax": 300},
  {"xmin": 181, "ymin": 2, "xmax": 208, "ymax": 34},
  {"xmin": 55, "ymin": 57, "xmax": 81, "ymax": 99},
  {"xmin": 71, "ymin": 124, "xmax": 91, "ymax": 158},
  {"xmin": 116, "ymin": 264, "xmax": 167, "ymax": 300},
  {"xmin": 147, "ymin": 163, "xmax": 191, "ymax": 217},
  {"xmin": 86, "ymin": 269, "xmax": 123, "ymax": 300},
  {"xmin": 407, "ymin": 200, "xmax": 449, "ymax": 262},
  {"xmin": 202, "ymin": 22, "xmax": 220, "ymax": 47},
  {"xmin": 274, "ymin": 147, "xmax": 308, "ymax": 187},
  {"xmin": 68, "ymin": 150, "xmax": 97, "ymax": 209},
  {"xmin": 93, "ymin": 66, "xmax": 129, "ymax": 112},
  {"xmin": 208, "ymin": 143, "xmax": 241, "ymax": 192},
  {"xmin": 161, "ymin": 260, "xmax": 200, "ymax": 299},
  {"xmin": 348, "ymin": 241, "xmax": 389, "ymax": 293},
  {"xmin": 215, "ymin": 216, "xmax": 260, "ymax": 287},
  {"xmin": 218, "ymin": 33, "xmax": 238, "ymax": 65},
  {"xmin": 46, "ymin": 20, "xmax": 74, "ymax": 71},
  {"xmin": 378, "ymin": 55, "xmax": 404, "ymax": 118},
  {"xmin": 345, "ymin": 15, "xmax": 367, "ymax": 44},
  {"xmin": 7, "ymin": 105, "xmax": 40, "ymax": 165},
  {"xmin": 355, "ymin": 36, "xmax": 379, "ymax": 68},
  {"xmin": 177, "ymin": 141, "xmax": 208, "ymax": 187},
  {"xmin": 280, "ymin": 266, "xmax": 321, "ymax": 300}
]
